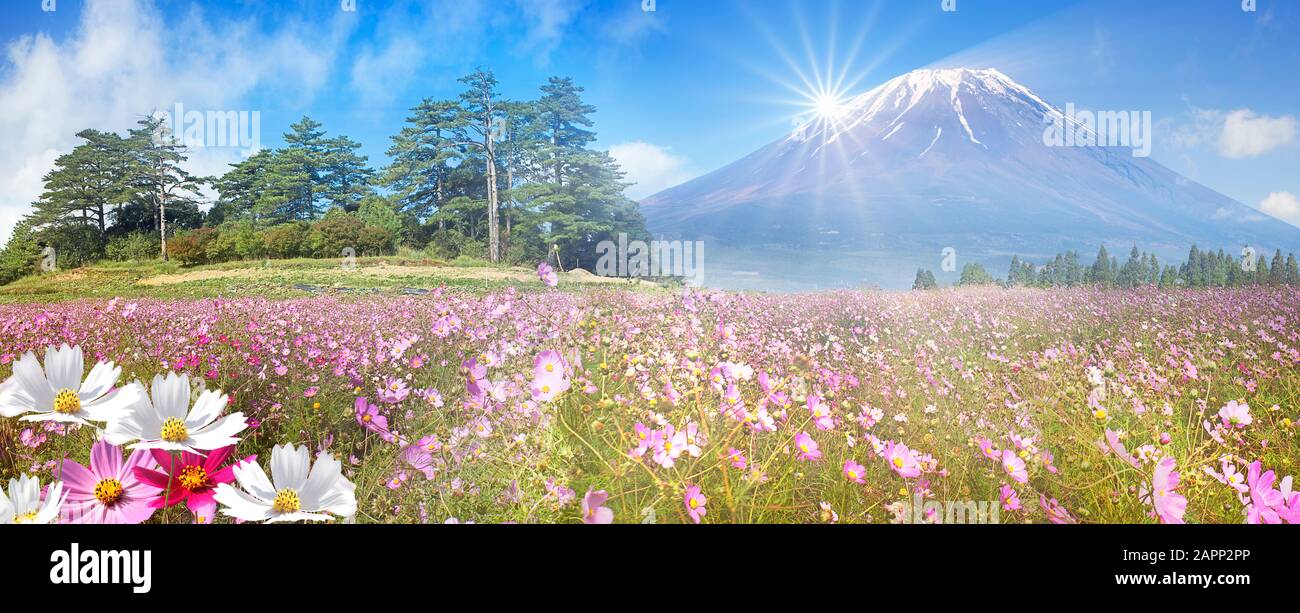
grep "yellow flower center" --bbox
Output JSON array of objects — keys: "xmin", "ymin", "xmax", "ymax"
[
  {"xmin": 893, "ymin": 457, "xmax": 905, "ymax": 469},
  {"xmin": 178, "ymin": 465, "xmax": 208, "ymax": 490},
  {"xmin": 541, "ymin": 385, "xmax": 551, "ymax": 394},
  {"xmin": 689, "ymin": 498, "xmax": 698, "ymax": 509},
  {"xmin": 53, "ymin": 389, "xmax": 81, "ymax": 415},
  {"xmin": 847, "ymin": 470, "xmax": 859, "ymax": 480},
  {"xmin": 272, "ymin": 489, "xmax": 301, "ymax": 513},
  {"xmin": 545, "ymin": 364, "xmax": 554, "ymax": 373},
  {"xmin": 160, "ymin": 417, "xmax": 188, "ymax": 442},
  {"xmin": 15, "ymin": 511, "xmax": 40, "ymax": 523},
  {"xmin": 799, "ymin": 443, "xmax": 809, "ymax": 453},
  {"xmin": 94, "ymin": 479, "xmax": 124, "ymax": 506}
]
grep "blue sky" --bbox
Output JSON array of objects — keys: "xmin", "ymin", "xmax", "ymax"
[{"xmin": 1, "ymin": 0, "xmax": 1298, "ymax": 241}]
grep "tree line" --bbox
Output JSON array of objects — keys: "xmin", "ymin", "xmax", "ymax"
[
  {"xmin": 914, "ymin": 244, "xmax": 1300, "ymax": 290},
  {"xmin": 0, "ymin": 70, "xmax": 647, "ymax": 284}
]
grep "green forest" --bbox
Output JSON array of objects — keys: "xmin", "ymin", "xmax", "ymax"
[
  {"xmin": 915, "ymin": 244, "xmax": 1300, "ymax": 290},
  {"xmin": 0, "ymin": 70, "xmax": 648, "ymax": 284}
]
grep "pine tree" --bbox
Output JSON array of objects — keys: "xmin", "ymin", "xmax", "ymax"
[
  {"xmin": 321, "ymin": 135, "xmax": 374, "ymax": 212},
  {"xmin": 536, "ymin": 76, "xmax": 597, "ymax": 187},
  {"xmin": 455, "ymin": 69, "xmax": 505, "ymax": 263},
  {"xmin": 913, "ymin": 268, "xmax": 937, "ymax": 290},
  {"xmin": 383, "ymin": 99, "xmax": 463, "ymax": 224},
  {"xmin": 958, "ymin": 262, "xmax": 994, "ymax": 286},
  {"xmin": 126, "ymin": 115, "xmax": 205, "ymax": 260},
  {"xmin": 1255, "ymin": 256, "xmax": 1271, "ymax": 285},
  {"xmin": 1270, "ymin": 249, "xmax": 1286, "ymax": 285},
  {"xmin": 1090, "ymin": 245, "xmax": 1112, "ymax": 285}
]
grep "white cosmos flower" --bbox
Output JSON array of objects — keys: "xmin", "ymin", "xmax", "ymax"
[
  {"xmin": 0, "ymin": 344, "xmax": 138, "ymax": 426},
  {"xmin": 104, "ymin": 372, "xmax": 246, "ymax": 454},
  {"xmin": 213, "ymin": 444, "xmax": 356, "ymax": 523},
  {"xmin": 0, "ymin": 475, "xmax": 66, "ymax": 524}
]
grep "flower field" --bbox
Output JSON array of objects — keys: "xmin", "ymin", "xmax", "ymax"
[{"xmin": 2, "ymin": 285, "xmax": 1299, "ymax": 524}]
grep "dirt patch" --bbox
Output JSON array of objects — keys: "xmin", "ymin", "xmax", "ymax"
[{"xmin": 135, "ymin": 269, "xmax": 272, "ymax": 286}]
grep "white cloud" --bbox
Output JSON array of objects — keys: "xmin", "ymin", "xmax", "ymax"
[
  {"xmin": 347, "ymin": 0, "xmax": 490, "ymax": 106},
  {"xmin": 608, "ymin": 141, "xmax": 695, "ymax": 200},
  {"xmin": 1218, "ymin": 109, "xmax": 1296, "ymax": 158},
  {"xmin": 0, "ymin": 0, "xmax": 348, "ymax": 244},
  {"xmin": 1259, "ymin": 191, "xmax": 1300, "ymax": 227},
  {"xmin": 514, "ymin": 0, "xmax": 587, "ymax": 65}
]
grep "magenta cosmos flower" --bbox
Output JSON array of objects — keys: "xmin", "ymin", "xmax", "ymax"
[
  {"xmin": 1149, "ymin": 456, "xmax": 1187, "ymax": 524},
  {"xmin": 842, "ymin": 459, "xmax": 866, "ymax": 484},
  {"xmin": 355, "ymin": 396, "xmax": 394, "ymax": 441},
  {"xmin": 530, "ymin": 350, "xmax": 571, "ymax": 403},
  {"xmin": 683, "ymin": 484, "xmax": 707, "ymax": 524},
  {"xmin": 581, "ymin": 488, "xmax": 613, "ymax": 524},
  {"xmin": 794, "ymin": 432, "xmax": 822, "ymax": 462},
  {"xmin": 1000, "ymin": 484, "xmax": 1022, "ymax": 511},
  {"xmin": 1001, "ymin": 449, "xmax": 1028, "ymax": 484},
  {"xmin": 1245, "ymin": 461, "xmax": 1284, "ymax": 524},
  {"xmin": 131, "ymin": 445, "xmax": 254, "ymax": 524},
  {"xmin": 884, "ymin": 441, "xmax": 920, "ymax": 478},
  {"xmin": 60, "ymin": 440, "xmax": 160, "ymax": 524},
  {"xmin": 537, "ymin": 262, "xmax": 558, "ymax": 287}
]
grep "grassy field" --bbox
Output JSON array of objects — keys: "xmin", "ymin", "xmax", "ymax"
[
  {"xmin": 1, "ymin": 259, "xmax": 1297, "ymax": 524},
  {"xmin": 0, "ymin": 256, "xmax": 660, "ymax": 303}
]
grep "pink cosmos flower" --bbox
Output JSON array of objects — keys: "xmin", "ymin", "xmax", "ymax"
[
  {"xmin": 1149, "ymin": 456, "xmax": 1187, "ymax": 524},
  {"xmin": 978, "ymin": 438, "xmax": 999, "ymax": 461},
  {"xmin": 842, "ymin": 459, "xmax": 866, "ymax": 484},
  {"xmin": 1104, "ymin": 429, "xmax": 1141, "ymax": 468},
  {"xmin": 401, "ymin": 442, "xmax": 439, "ymax": 480},
  {"xmin": 884, "ymin": 441, "xmax": 920, "ymax": 478},
  {"xmin": 1039, "ymin": 495, "xmax": 1078, "ymax": 524},
  {"xmin": 60, "ymin": 440, "xmax": 160, "ymax": 524},
  {"xmin": 794, "ymin": 432, "xmax": 822, "ymax": 462},
  {"xmin": 1245, "ymin": 461, "xmax": 1284, "ymax": 524},
  {"xmin": 581, "ymin": 488, "xmax": 613, "ymax": 524},
  {"xmin": 131, "ymin": 445, "xmax": 254, "ymax": 523},
  {"xmin": 377, "ymin": 377, "xmax": 410, "ymax": 404},
  {"xmin": 727, "ymin": 447, "xmax": 748, "ymax": 469},
  {"xmin": 1000, "ymin": 484, "xmax": 1022, "ymax": 511},
  {"xmin": 355, "ymin": 396, "xmax": 394, "ymax": 441},
  {"xmin": 530, "ymin": 350, "xmax": 571, "ymax": 403},
  {"xmin": 808, "ymin": 394, "xmax": 834, "ymax": 431},
  {"xmin": 1001, "ymin": 449, "xmax": 1028, "ymax": 484},
  {"xmin": 652, "ymin": 425, "xmax": 687, "ymax": 468},
  {"xmin": 1203, "ymin": 459, "xmax": 1249, "ymax": 494},
  {"xmin": 630, "ymin": 422, "xmax": 652, "ymax": 458},
  {"xmin": 1217, "ymin": 400, "xmax": 1252, "ymax": 429},
  {"xmin": 684, "ymin": 484, "xmax": 707, "ymax": 523},
  {"xmin": 1278, "ymin": 477, "xmax": 1300, "ymax": 523},
  {"xmin": 537, "ymin": 262, "xmax": 558, "ymax": 287}
]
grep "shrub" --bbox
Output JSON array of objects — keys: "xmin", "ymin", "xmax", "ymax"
[
  {"xmin": 357, "ymin": 225, "xmax": 396, "ymax": 256},
  {"xmin": 425, "ymin": 228, "xmax": 469, "ymax": 259},
  {"xmin": 204, "ymin": 224, "xmax": 263, "ymax": 262},
  {"xmin": 0, "ymin": 221, "xmax": 41, "ymax": 285},
  {"xmin": 167, "ymin": 228, "xmax": 218, "ymax": 265},
  {"xmin": 357, "ymin": 196, "xmax": 403, "ymax": 239},
  {"xmin": 309, "ymin": 214, "xmax": 366, "ymax": 259},
  {"xmin": 105, "ymin": 232, "xmax": 159, "ymax": 262},
  {"xmin": 260, "ymin": 223, "xmax": 312, "ymax": 259}
]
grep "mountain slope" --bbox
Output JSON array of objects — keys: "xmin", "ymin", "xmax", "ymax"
[{"xmin": 641, "ymin": 68, "xmax": 1300, "ymax": 290}]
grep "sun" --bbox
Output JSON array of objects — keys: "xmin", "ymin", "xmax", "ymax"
[{"xmin": 813, "ymin": 91, "xmax": 847, "ymax": 121}]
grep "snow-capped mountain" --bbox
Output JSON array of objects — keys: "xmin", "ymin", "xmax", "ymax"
[{"xmin": 640, "ymin": 68, "xmax": 1300, "ymax": 290}]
